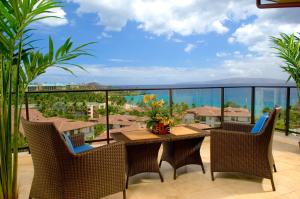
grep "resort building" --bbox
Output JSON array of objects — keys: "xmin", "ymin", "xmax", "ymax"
[
  {"xmin": 183, "ymin": 106, "xmax": 251, "ymax": 127},
  {"xmin": 95, "ymin": 114, "xmax": 148, "ymax": 130},
  {"xmin": 124, "ymin": 103, "xmax": 144, "ymax": 113},
  {"xmin": 87, "ymin": 102, "xmax": 107, "ymax": 119},
  {"xmin": 27, "ymin": 83, "xmax": 81, "ymax": 92},
  {"xmin": 19, "ymin": 109, "xmax": 97, "ymax": 138}
]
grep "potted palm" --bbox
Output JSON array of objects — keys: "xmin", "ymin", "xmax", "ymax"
[
  {"xmin": 143, "ymin": 95, "xmax": 174, "ymax": 135},
  {"xmin": 271, "ymin": 33, "xmax": 300, "ymax": 99},
  {"xmin": 0, "ymin": 1, "xmax": 93, "ymax": 198}
]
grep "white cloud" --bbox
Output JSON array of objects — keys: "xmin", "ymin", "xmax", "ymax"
[
  {"xmin": 108, "ymin": 58, "xmax": 135, "ymax": 63},
  {"xmin": 233, "ymin": 51, "xmax": 240, "ymax": 55},
  {"xmin": 172, "ymin": 38, "xmax": 184, "ymax": 43},
  {"xmin": 230, "ymin": 8, "xmax": 300, "ymax": 55},
  {"xmin": 38, "ymin": 7, "xmax": 68, "ymax": 26},
  {"xmin": 35, "ymin": 58, "xmax": 288, "ymax": 85},
  {"xmin": 196, "ymin": 40, "xmax": 205, "ymax": 44},
  {"xmin": 228, "ymin": 37, "xmax": 235, "ymax": 44},
  {"xmin": 97, "ymin": 32, "xmax": 112, "ymax": 39},
  {"xmin": 145, "ymin": 35, "xmax": 155, "ymax": 40},
  {"xmin": 219, "ymin": 4, "xmax": 300, "ymax": 86},
  {"xmin": 67, "ymin": 0, "xmax": 256, "ymax": 36},
  {"xmin": 216, "ymin": 52, "xmax": 230, "ymax": 58},
  {"xmin": 184, "ymin": 43, "xmax": 196, "ymax": 53},
  {"xmin": 221, "ymin": 56, "xmax": 285, "ymax": 79},
  {"xmin": 67, "ymin": 0, "xmax": 133, "ymax": 31},
  {"xmin": 216, "ymin": 51, "xmax": 243, "ymax": 58}
]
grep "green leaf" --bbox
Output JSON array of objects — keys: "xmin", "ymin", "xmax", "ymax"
[{"xmin": 48, "ymin": 36, "xmax": 53, "ymax": 62}]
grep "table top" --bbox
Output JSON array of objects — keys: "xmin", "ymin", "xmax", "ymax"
[{"xmin": 110, "ymin": 126, "xmax": 210, "ymax": 146}]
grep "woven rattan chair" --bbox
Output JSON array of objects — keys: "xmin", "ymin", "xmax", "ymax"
[
  {"xmin": 210, "ymin": 108, "xmax": 281, "ymax": 191},
  {"xmin": 21, "ymin": 118, "xmax": 126, "ymax": 199}
]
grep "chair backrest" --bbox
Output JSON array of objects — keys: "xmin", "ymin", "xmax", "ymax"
[
  {"xmin": 260, "ymin": 107, "xmax": 281, "ymax": 152},
  {"xmin": 261, "ymin": 107, "xmax": 281, "ymax": 135},
  {"xmin": 21, "ymin": 118, "xmax": 70, "ymax": 198}
]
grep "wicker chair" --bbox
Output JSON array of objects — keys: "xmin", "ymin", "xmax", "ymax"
[
  {"xmin": 210, "ymin": 108, "xmax": 281, "ymax": 191},
  {"xmin": 21, "ymin": 118, "xmax": 126, "ymax": 199}
]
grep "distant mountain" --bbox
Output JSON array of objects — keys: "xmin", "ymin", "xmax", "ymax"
[
  {"xmin": 179, "ymin": 78, "xmax": 296, "ymax": 86},
  {"xmin": 81, "ymin": 82, "xmax": 110, "ymax": 89},
  {"xmin": 113, "ymin": 78, "xmax": 296, "ymax": 89}
]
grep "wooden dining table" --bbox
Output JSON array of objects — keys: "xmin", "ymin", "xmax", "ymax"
[{"xmin": 110, "ymin": 125, "xmax": 210, "ymax": 188}]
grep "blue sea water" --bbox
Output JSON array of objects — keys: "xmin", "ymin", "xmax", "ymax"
[{"xmin": 125, "ymin": 88, "xmax": 299, "ymax": 116}]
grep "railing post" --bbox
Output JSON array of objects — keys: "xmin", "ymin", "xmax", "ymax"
[
  {"xmin": 285, "ymin": 87, "xmax": 291, "ymax": 136},
  {"xmin": 25, "ymin": 93, "xmax": 29, "ymax": 121},
  {"xmin": 105, "ymin": 90, "xmax": 110, "ymax": 144},
  {"xmin": 251, "ymin": 87, "xmax": 255, "ymax": 124},
  {"xmin": 221, "ymin": 88, "xmax": 224, "ymax": 127},
  {"xmin": 169, "ymin": 89, "xmax": 173, "ymax": 117}
]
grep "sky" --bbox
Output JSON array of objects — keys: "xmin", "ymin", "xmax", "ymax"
[{"xmin": 32, "ymin": 0, "xmax": 300, "ymax": 85}]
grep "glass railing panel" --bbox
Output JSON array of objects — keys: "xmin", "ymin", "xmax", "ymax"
[
  {"xmin": 107, "ymin": 90, "xmax": 170, "ymax": 134},
  {"xmin": 224, "ymin": 88, "xmax": 251, "ymax": 124},
  {"xmin": 289, "ymin": 88, "xmax": 300, "ymax": 134},
  {"xmin": 255, "ymin": 87, "xmax": 286, "ymax": 131},
  {"xmin": 172, "ymin": 88, "xmax": 221, "ymax": 128}
]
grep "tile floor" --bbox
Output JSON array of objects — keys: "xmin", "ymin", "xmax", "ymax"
[{"xmin": 18, "ymin": 133, "xmax": 300, "ymax": 199}]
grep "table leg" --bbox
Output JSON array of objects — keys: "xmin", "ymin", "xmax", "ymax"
[
  {"xmin": 161, "ymin": 137, "xmax": 206, "ymax": 179},
  {"xmin": 126, "ymin": 143, "xmax": 163, "ymax": 187}
]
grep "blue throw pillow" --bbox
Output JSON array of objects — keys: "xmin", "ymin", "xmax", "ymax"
[
  {"xmin": 251, "ymin": 113, "xmax": 269, "ymax": 134},
  {"xmin": 73, "ymin": 144, "xmax": 93, "ymax": 154},
  {"xmin": 63, "ymin": 133, "xmax": 75, "ymax": 154}
]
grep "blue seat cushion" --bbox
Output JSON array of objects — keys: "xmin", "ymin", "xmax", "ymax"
[
  {"xmin": 251, "ymin": 113, "xmax": 269, "ymax": 134},
  {"xmin": 63, "ymin": 133, "xmax": 75, "ymax": 153},
  {"xmin": 73, "ymin": 144, "xmax": 93, "ymax": 154}
]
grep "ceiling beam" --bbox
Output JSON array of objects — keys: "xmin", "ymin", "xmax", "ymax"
[{"xmin": 256, "ymin": 0, "xmax": 300, "ymax": 8}]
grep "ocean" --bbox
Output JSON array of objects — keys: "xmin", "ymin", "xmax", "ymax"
[{"xmin": 125, "ymin": 87, "xmax": 299, "ymax": 116}]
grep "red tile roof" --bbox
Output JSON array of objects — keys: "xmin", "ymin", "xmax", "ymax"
[
  {"xmin": 186, "ymin": 106, "xmax": 250, "ymax": 117},
  {"xmin": 94, "ymin": 114, "xmax": 148, "ymax": 126},
  {"xmin": 186, "ymin": 106, "xmax": 220, "ymax": 117},
  {"xmin": 19, "ymin": 109, "xmax": 97, "ymax": 134}
]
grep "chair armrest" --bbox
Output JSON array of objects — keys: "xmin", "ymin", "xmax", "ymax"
[
  {"xmin": 63, "ymin": 142, "xmax": 125, "ymax": 197},
  {"xmin": 70, "ymin": 133, "xmax": 85, "ymax": 147},
  {"xmin": 222, "ymin": 122, "xmax": 254, "ymax": 132}
]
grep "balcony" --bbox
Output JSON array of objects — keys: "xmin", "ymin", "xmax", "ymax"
[
  {"xmin": 18, "ymin": 85, "xmax": 300, "ymax": 199},
  {"xmin": 19, "ymin": 132, "xmax": 300, "ymax": 199}
]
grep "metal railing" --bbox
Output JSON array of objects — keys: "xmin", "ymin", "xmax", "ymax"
[{"xmin": 21, "ymin": 85, "xmax": 299, "ymax": 151}]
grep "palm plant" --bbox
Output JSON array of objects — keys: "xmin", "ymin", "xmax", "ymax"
[
  {"xmin": 271, "ymin": 33, "xmax": 300, "ymax": 99},
  {"xmin": 0, "ymin": 0, "xmax": 93, "ymax": 198}
]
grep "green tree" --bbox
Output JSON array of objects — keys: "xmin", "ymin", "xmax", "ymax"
[
  {"xmin": 0, "ymin": 1, "xmax": 93, "ymax": 198},
  {"xmin": 110, "ymin": 95, "xmax": 126, "ymax": 106},
  {"xmin": 94, "ymin": 124, "xmax": 106, "ymax": 137},
  {"xmin": 262, "ymin": 107, "xmax": 271, "ymax": 113},
  {"xmin": 173, "ymin": 102, "xmax": 189, "ymax": 118},
  {"xmin": 224, "ymin": 101, "xmax": 240, "ymax": 108}
]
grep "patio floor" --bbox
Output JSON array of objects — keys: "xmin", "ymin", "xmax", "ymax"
[{"xmin": 18, "ymin": 132, "xmax": 300, "ymax": 199}]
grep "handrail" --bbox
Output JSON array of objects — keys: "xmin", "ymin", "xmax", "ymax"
[{"xmin": 24, "ymin": 85, "xmax": 297, "ymax": 94}]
